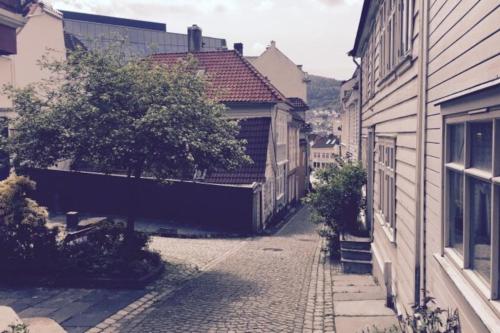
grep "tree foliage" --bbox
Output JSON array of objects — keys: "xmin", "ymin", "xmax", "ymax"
[
  {"xmin": 3, "ymin": 44, "xmax": 250, "ymax": 233},
  {"xmin": 304, "ymin": 159, "xmax": 366, "ymax": 238},
  {"xmin": 4, "ymin": 44, "xmax": 250, "ymax": 179},
  {"xmin": 0, "ymin": 174, "xmax": 58, "ymax": 273}
]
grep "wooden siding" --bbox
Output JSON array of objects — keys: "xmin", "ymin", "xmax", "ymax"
[
  {"xmin": 425, "ymin": 2, "xmax": 500, "ymax": 332},
  {"xmin": 361, "ymin": 1, "xmax": 420, "ymax": 312}
]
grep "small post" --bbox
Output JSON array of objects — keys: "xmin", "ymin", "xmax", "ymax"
[{"xmin": 66, "ymin": 211, "xmax": 79, "ymax": 230}]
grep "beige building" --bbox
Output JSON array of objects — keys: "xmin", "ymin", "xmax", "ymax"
[
  {"xmin": 310, "ymin": 135, "xmax": 338, "ymax": 170},
  {"xmin": 339, "ymin": 69, "xmax": 360, "ymax": 159},
  {"xmin": 350, "ymin": 1, "xmax": 500, "ymax": 332},
  {"xmin": 248, "ymin": 40, "xmax": 309, "ymax": 102},
  {"xmin": 246, "ymin": 40, "xmax": 311, "ymax": 202},
  {"xmin": 1, "ymin": 1, "xmax": 66, "ymax": 177},
  {"xmin": 0, "ymin": 1, "xmax": 65, "ymax": 115}
]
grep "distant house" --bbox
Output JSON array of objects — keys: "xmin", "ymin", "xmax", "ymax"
[
  {"xmin": 60, "ymin": 10, "xmax": 227, "ymax": 55},
  {"xmin": 246, "ymin": 40, "xmax": 311, "ymax": 200},
  {"xmin": 247, "ymin": 40, "xmax": 310, "ymax": 103},
  {"xmin": 0, "ymin": 0, "xmax": 66, "ymax": 178},
  {"xmin": 339, "ymin": 69, "xmax": 360, "ymax": 160},
  {"xmin": 151, "ymin": 47, "xmax": 298, "ymax": 228},
  {"xmin": 310, "ymin": 135, "xmax": 338, "ymax": 170},
  {"xmin": 350, "ymin": 0, "xmax": 500, "ymax": 331}
]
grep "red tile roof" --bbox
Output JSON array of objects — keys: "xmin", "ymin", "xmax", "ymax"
[
  {"xmin": 204, "ymin": 117, "xmax": 270, "ymax": 184},
  {"xmin": 150, "ymin": 50, "xmax": 286, "ymax": 103}
]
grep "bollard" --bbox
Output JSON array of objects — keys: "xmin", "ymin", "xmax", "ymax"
[{"xmin": 66, "ymin": 211, "xmax": 79, "ymax": 230}]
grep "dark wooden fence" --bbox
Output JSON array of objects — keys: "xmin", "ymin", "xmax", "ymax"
[{"xmin": 24, "ymin": 169, "xmax": 256, "ymax": 232}]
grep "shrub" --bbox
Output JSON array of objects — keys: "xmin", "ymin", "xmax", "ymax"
[
  {"xmin": 304, "ymin": 159, "xmax": 366, "ymax": 255},
  {"xmin": 59, "ymin": 220, "xmax": 160, "ymax": 278},
  {"xmin": 0, "ymin": 174, "xmax": 59, "ymax": 273},
  {"xmin": 0, "ymin": 175, "xmax": 161, "ymax": 283}
]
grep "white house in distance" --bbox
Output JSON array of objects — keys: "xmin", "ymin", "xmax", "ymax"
[
  {"xmin": 349, "ymin": 0, "xmax": 500, "ymax": 331},
  {"xmin": 310, "ymin": 134, "xmax": 338, "ymax": 170}
]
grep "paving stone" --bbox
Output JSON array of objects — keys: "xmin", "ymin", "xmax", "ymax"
[
  {"xmin": 333, "ymin": 290, "xmax": 386, "ymax": 301},
  {"xmin": 22, "ymin": 317, "xmax": 66, "ymax": 333},
  {"xmin": 335, "ymin": 300, "xmax": 396, "ymax": 317},
  {"xmin": 0, "ymin": 306, "xmax": 22, "ymax": 332},
  {"xmin": 335, "ymin": 315, "xmax": 399, "ymax": 333}
]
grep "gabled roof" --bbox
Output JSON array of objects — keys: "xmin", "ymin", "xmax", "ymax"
[
  {"xmin": 204, "ymin": 117, "xmax": 270, "ymax": 185},
  {"xmin": 312, "ymin": 135, "xmax": 338, "ymax": 149},
  {"xmin": 150, "ymin": 50, "xmax": 286, "ymax": 104}
]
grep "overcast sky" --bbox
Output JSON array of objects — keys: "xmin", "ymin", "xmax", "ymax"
[{"xmin": 52, "ymin": 0, "xmax": 363, "ymax": 80}]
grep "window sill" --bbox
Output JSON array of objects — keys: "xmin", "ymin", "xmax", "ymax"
[
  {"xmin": 375, "ymin": 212, "xmax": 396, "ymax": 245},
  {"xmin": 434, "ymin": 252, "xmax": 500, "ymax": 332}
]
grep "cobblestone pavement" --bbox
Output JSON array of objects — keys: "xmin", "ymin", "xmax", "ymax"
[{"xmin": 123, "ymin": 207, "xmax": 331, "ymax": 333}]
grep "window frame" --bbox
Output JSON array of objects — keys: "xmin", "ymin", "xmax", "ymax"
[
  {"xmin": 376, "ymin": 135, "xmax": 397, "ymax": 241},
  {"xmin": 443, "ymin": 110, "xmax": 500, "ymax": 300}
]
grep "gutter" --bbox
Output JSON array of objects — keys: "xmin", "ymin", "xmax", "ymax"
[{"xmin": 415, "ymin": 0, "xmax": 430, "ymax": 307}]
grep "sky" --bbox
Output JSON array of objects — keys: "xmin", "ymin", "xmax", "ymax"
[{"xmin": 51, "ymin": 0, "xmax": 363, "ymax": 80}]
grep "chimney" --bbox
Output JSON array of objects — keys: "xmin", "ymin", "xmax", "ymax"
[
  {"xmin": 233, "ymin": 43, "xmax": 243, "ymax": 55},
  {"xmin": 188, "ymin": 24, "xmax": 202, "ymax": 53}
]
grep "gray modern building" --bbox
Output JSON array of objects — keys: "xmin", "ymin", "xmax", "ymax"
[{"xmin": 61, "ymin": 10, "xmax": 227, "ymax": 55}]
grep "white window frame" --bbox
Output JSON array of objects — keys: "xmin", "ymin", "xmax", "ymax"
[
  {"xmin": 377, "ymin": 0, "xmax": 413, "ymax": 80},
  {"xmin": 376, "ymin": 135, "xmax": 397, "ymax": 241},
  {"xmin": 444, "ymin": 109, "xmax": 500, "ymax": 300}
]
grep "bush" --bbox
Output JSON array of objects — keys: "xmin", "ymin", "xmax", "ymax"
[
  {"xmin": 0, "ymin": 174, "xmax": 59, "ymax": 273},
  {"xmin": 59, "ymin": 220, "xmax": 160, "ymax": 278},
  {"xmin": 0, "ymin": 175, "xmax": 161, "ymax": 283},
  {"xmin": 304, "ymin": 159, "xmax": 366, "ymax": 256}
]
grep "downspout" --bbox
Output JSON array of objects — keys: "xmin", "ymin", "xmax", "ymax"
[
  {"xmin": 351, "ymin": 57, "xmax": 362, "ymax": 162},
  {"xmin": 415, "ymin": 0, "xmax": 429, "ymax": 307}
]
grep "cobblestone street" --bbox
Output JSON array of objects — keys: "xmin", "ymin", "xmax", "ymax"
[{"xmin": 1, "ymin": 207, "xmax": 397, "ymax": 333}]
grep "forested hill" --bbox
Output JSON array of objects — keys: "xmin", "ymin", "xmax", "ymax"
[{"xmin": 307, "ymin": 75, "xmax": 342, "ymax": 110}]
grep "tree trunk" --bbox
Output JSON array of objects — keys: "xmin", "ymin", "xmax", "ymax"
[{"xmin": 126, "ymin": 166, "xmax": 143, "ymax": 238}]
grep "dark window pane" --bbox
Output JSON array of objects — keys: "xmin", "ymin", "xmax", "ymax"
[
  {"xmin": 448, "ymin": 171, "xmax": 463, "ymax": 254},
  {"xmin": 470, "ymin": 122, "xmax": 492, "ymax": 171},
  {"xmin": 448, "ymin": 124, "xmax": 464, "ymax": 164},
  {"xmin": 470, "ymin": 177, "xmax": 491, "ymax": 282}
]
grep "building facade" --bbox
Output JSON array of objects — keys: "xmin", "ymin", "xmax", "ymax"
[
  {"xmin": 310, "ymin": 135, "xmax": 338, "ymax": 170},
  {"xmin": 350, "ymin": 1, "xmax": 500, "ymax": 332},
  {"xmin": 61, "ymin": 10, "xmax": 227, "ymax": 56},
  {"xmin": 247, "ymin": 40, "xmax": 309, "ymax": 102},
  {"xmin": 339, "ymin": 68, "xmax": 360, "ymax": 160},
  {"xmin": 0, "ymin": 1, "xmax": 66, "ymax": 178},
  {"xmin": 247, "ymin": 41, "xmax": 311, "ymax": 201},
  {"xmin": 152, "ymin": 49, "xmax": 298, "ymax": 228}
]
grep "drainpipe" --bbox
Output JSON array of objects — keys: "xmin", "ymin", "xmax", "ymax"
[
  {"xmin": 351, "ymin": 57, "xmax": 362, "ymax": 162},
  {"xmin": 415, "ymin": 0, "xmax": 429, "ymax": 307}
]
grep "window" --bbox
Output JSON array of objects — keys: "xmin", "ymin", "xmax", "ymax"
[
  {"xmin": 378, "ymin": 0, "xmax": 413, "ymax": 77},
  {"xmin": 445, "ymin": 115, "xmax": 500, "ymax": 299},
  {"xmin": 377, "ymin": 136, "xmax": 396, "ymax": 234},
  {"xmin": 276, "ymin": 164, "xmax": 285, "ymax": 199}
]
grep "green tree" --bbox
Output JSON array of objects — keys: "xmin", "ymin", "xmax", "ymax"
[
  {"xmin": 304, "ymin": 160, "xmax": 366, "ymax": 250},
  {"xmin": 3, "ymin": 45, "xmax": 250, "ymax": 236}
]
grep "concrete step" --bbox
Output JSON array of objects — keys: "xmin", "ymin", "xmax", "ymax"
[
  {"xmin": 22, "ymin": 318, "xmax": 66, "ymax": 333},
  {"xmin": 341, "ymin": 247, "xmax": 372, "ymax": 261},
  {"xmin": 340, "ymin": 239, "xmax": 371, "ymax": 251},
  {"xmin": 341, "ymin": 258, "xmax": 372, "ymax": 274}
]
